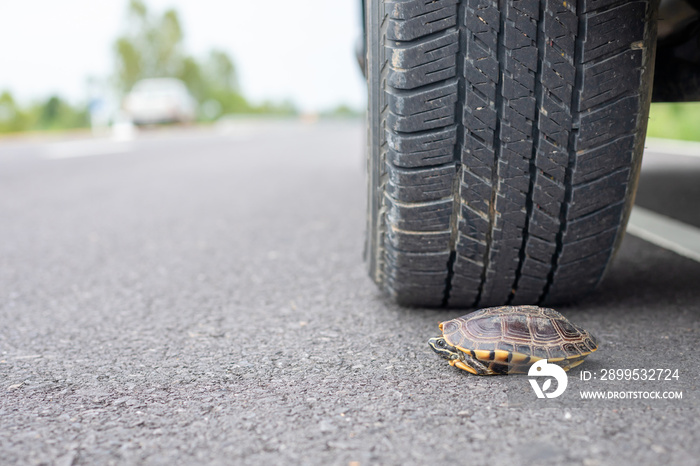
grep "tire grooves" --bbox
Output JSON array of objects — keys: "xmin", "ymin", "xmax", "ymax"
[
  {"xmin": 475, "ymin": 1, "xmax": 506, "ymax": 309},
  {"xmin": 539, "ymin": 0, "xmax": 584, "ymax": 305},
  {"xmin": 443, "ymin": 161, "xmax": 463, "ymax": 306},
  {"xmin": 509, "ymin": 0, "xmax": 545, "ymax": 305},
  {"xmin": 442, "ymin": 0, "xmax": 467, "ymax": 307}
]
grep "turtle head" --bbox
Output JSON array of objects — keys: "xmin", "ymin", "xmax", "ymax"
[{"xmin": 428, "ymin": 337, "xmax": 459, "ymax": 361}]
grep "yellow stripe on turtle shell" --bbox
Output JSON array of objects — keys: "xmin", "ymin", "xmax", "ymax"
[
  {"xmin": 456, "ymin": 347, "xmax": 562, "ymax": 367},
  {"xmin": 569, "ymin": 350, "xmax": 592, "ymax": 359},
  {"xmin": 547, "ymin": 357, "xmax": 566, "ymax": 362},
  {"xmin": 473, "ymin": 350, "xmax": 493, "ymax": 361},
  {"xmin": 464, "ymin": 349, "xmax": 542, "ymax": 364},
  {"xmin": 563, "ymin": 359, "xmax": 586, "ymax": 371},
  {"xmin": 508, "ymin": 353, "xmax": 531, "ymax": 364}
]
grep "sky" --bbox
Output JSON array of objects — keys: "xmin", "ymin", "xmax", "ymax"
[{"xmin": 0, "ymin": 0, "xmax": 366, "ymax": 113}]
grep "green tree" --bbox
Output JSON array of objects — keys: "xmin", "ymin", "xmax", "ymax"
[
  {"xmin": 190, "ymin": 49, "xmax": 250, "ymax": 118},
  {"xmin": 114, "ymin": 0, "xmax": 185, "ymax": 92},
  {"xmin": 155, "ymin": 10, "xmax": 184, "ymax": 76},
  {"xmin": 205, "ymin": 49, "xmax": 238, "ymax": 92},
  {"xmin": 321, "ymin": 104, "xmax": 362, "ymax": 118},
  {"xmin": 0, "ymin": 91, "xmax": 90, "ymax": 134},
  {"xmin": 35, "ymin": 95, "xmax": 88, "ymax": 131},
  {"xmin": 0, "ymin": 92, "xmax": 26, "ymax": 132},
  {"xmin": 647, "ymin": 102, "xmax": 700, "ymax": 142},
  {"xmin": 111, "ymin": 1, "xmax": 296, "ymax": 121},
  {"xmin": 115, "ymin": 37, "xmax": 142, "ymax": 93},
  {"xmin": 178, "ymin": 56, "xmax": 206, "ymax": 101}
]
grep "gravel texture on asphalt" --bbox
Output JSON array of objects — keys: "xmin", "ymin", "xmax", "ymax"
[{"xmin": 1, "ymin": 121, "xmax": 698, "ymax": 465}]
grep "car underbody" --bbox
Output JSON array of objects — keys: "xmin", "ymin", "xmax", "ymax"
[{"xmin": 655, "ymin": 0, "xmax": 700, "ymax": 101}]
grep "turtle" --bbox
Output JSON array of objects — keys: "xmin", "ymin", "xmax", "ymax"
[{"xmin": 428, "ymin": 305, "xmax": 598, "ymax": 375}]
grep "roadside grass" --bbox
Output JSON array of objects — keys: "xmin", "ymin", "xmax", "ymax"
[{"xmin": 647, "ymin": 102, "xmax": 700, "ymax": 142}]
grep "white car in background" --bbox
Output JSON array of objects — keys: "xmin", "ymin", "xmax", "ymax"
[{"xmin": 123, "ymin": 78, "xmax": 196, "ymax": 125}]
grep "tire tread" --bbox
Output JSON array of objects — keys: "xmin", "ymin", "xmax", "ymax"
[{"xmin": 367, "ymin": 0, "xmax": 656, "ymax": 306}]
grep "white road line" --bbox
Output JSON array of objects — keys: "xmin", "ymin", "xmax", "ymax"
[
  {"xmin": 645, "ymin": 138, "xmax": 700, "ymax": 159},
  {"xmin": 627, "ymin": 206, "xmax": 700, "ymax": 263},
  {"xmin": 43, "ymin": 139, "xmax": 133, "ymax": 159}
]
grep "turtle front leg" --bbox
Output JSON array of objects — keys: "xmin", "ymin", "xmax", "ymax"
[{"xmin": 449, "ymin": 354, "xmax": 494, "ymax": 376}]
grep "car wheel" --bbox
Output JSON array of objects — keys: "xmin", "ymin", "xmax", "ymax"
[{"xmin": 364, "ymin": 0, "xmax": 659, "ymax": 307}]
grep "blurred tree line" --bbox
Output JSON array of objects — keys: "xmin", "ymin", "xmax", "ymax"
[
  {"xmin": 0, "ymin": 0, "xmax": 302, "ymax": 134},
  {"xmin": 646, "ymin": 103, "xmax": 700, "ymax": 141},
  {"xmin": 114, "ymin": 0, "xmax": 296, "ymax": 119},
  {"xmin": 0, "ymin": 92, "xmax": 88, "ymax": 134}
]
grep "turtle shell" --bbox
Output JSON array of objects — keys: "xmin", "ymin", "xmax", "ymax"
[{"xmin": 440, "ymin": 305, "xmax": 598, "ymax": 364}]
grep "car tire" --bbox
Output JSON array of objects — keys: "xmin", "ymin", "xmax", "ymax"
[{"xmin": 364, "ymin": 0, "xmax": 659, "ymax": 307}]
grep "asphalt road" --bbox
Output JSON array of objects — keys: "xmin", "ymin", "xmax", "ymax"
[{"xmin": 1, "ymin": 121, "xmax": 699, "ymax": 465}]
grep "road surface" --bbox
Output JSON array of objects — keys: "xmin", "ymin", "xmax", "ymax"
[{"xmin": 1, "ymin": 121, "xmax": 699, "ymax": 465}]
